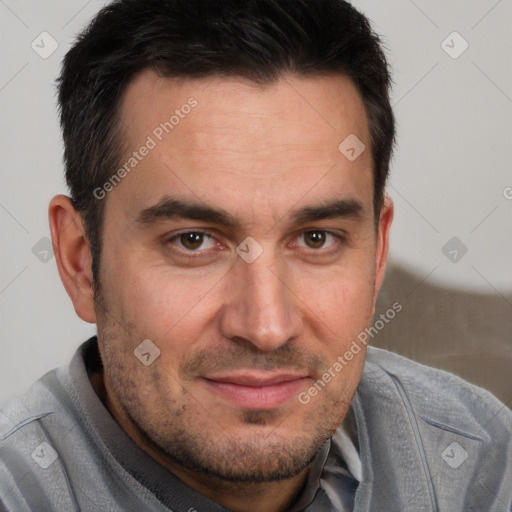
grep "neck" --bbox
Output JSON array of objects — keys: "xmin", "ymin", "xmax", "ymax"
[{"xmin": 155, "ymin": 463, "xmax": 309, "ymax": 512}]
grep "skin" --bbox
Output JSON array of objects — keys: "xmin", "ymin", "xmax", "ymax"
[{"xmin": 49, "ymin": 71, "xmax": 393, "ymax": 512}]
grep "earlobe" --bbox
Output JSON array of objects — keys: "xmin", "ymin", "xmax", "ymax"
[
  {"xmin": 48, "ymin": 195, "xmax": 96, "ymax": 323},
  {"xmin": 373, "ymin": 194, "xmax": 394, "ymax": 299}
]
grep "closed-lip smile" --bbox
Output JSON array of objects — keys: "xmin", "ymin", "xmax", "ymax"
[{"xmin": 203, "ymin": 370, "xmax": 310, "ymax": 410}]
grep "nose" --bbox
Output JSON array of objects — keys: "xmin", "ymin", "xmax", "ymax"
[{"xmin": 218, "ymin": 250, "xmax": 303, "ymax": 352}]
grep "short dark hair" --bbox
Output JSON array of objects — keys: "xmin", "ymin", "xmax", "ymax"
[{"xmin": 57, "ymin": 0, "xmax": 395, "ymax": 284}]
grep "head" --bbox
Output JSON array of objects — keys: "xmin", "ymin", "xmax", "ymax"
[{"xmin": 50, "ymin": 0, "xmax": 395, "ymax": 490}]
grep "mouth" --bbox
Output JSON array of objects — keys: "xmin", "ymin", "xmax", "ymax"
[{"xmin": 202, "ymin": 371, "xmax": 310, "ymax": 410}]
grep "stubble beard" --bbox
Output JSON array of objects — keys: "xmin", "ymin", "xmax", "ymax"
[{"xmin": 93, "ymin": 289, "xmax": 355, "ymax": 484}]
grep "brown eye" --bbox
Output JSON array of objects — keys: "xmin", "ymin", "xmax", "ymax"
[
  {"xmin": 177, "ymin": 232, "xmax": 213, "ymax": 251},
  {"xmin": 303, "ymin": 231, "xmax": 327, "ymax": 249}
]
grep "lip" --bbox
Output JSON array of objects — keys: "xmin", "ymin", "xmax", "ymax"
[{"xmin": 203, "ymin": 371, "xmax": 309, "ymax": 410}]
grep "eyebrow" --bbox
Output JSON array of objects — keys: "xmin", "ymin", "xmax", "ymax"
[
  {"xmin": 136, "ymin": 196, "xmax": 364, "ymax": 228},
  {"xmin": 288, "ymin": 198, "xmax": 363, "ymax": 224},
  {"xmin": 136, "ymin": 197, "xmax": 239, "ymax": 228}
]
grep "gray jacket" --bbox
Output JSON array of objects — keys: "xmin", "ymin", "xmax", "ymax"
[{"xmin": 1, "ymin": 340, "xmax": 511, "ymax": 511}]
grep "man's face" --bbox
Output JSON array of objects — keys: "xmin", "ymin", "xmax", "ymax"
[{"xmin": 93, "ymin": 70, "xmax": 391, "ymax": 482}]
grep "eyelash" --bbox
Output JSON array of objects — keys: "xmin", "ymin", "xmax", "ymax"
[{"xmin": 164, "ymin": 229, "xmax": 347, "ymax": 257}]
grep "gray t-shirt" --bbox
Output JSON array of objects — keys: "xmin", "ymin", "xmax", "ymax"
[{"xmin": 0, "ymin": 338, "xmax": 360, "ymax": 511}]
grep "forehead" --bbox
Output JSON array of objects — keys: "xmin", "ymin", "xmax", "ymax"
[
  {"xmin": 111, "ymin": 69, "xmax": 373, "ymax": 222},
  {"xmin": 119, "ymin": 69, "xmax": 369, "ymax": 146}
]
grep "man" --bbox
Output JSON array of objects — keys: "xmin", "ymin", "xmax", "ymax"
[{"xmin": 0, "ymin": 0, "xmax": 510, "ymax": 510}]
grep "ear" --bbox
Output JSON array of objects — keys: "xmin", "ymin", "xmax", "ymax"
[
  {"xmin": 49, "ymin": 195, "xmax": 96, "ymax": 323},
  {"xmin": 373, "ymin": 194, "xmax": 394, "ymax": 302}
]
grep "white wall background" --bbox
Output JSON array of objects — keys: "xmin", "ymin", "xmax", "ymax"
[{"xmin": 1, "ymin": 0, "xmax": 511, "ymax": 404}]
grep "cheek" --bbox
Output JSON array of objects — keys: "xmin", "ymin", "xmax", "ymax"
[
  {"xmin": 298, "ymin": 260, "xmax": 376, "ymax": 338},
  {"xmin": 103, "ymin": 259, "xmax": 221, "ymax": 347},
  {"xmin": 332, "ymin": 271, "xmax": 374, "ymax": 322}
]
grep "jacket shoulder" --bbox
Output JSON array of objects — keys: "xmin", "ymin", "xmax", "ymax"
[
  {"xmin": 0, "ymin": 367, "xmax": 80, "ymax": 511},
  {"xmin": 364, "ymin": 346, "xmax": 512, "ymax": 437}
]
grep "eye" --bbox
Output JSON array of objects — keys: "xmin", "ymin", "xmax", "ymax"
[
  {"xmin": 170, "ymin": 231, "xmax": 217, "ymax": 251},
  {"xmin": 296, "ymin": 230, "xmax": 339, "ymax": 250}
]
